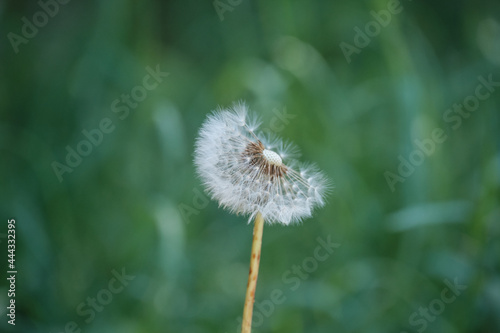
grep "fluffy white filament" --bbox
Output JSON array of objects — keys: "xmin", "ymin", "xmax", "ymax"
[{"xmin": 194, "ymin": 102, "xmax": 329, "ymax": 225}]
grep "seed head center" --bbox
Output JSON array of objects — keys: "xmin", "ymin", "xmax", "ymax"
[{"xmin": 263, "ymin": 149, "xmax": 282, "ymax": 166}]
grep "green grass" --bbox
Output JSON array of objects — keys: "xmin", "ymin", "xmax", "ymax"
[{"xmin": 0, "ymin": 1, "xmax": 499, "ymax": 332}]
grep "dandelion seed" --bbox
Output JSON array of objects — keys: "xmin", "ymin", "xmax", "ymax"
[
  {"xmin": 194, "ymin": 102, "xmax": 329, "ymax": 226},
  {"xmin": 193, "ymin": 102, "xmax": 330, "ymax": 333}
]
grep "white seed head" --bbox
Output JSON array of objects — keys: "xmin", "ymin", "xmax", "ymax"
[
  {"xmin": 263, "ymin": 149, "xmax": 282, "ymax": 166},
  {"xmin": 194, "ymin": 102, "xmax": 330, "ymax": 225}
]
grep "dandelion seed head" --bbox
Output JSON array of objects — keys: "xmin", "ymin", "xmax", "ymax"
[
  {"xmin": 194, "ymin": 102, "xmax": 330, "ymax": 225},
  {"xmin": 262, "ymin": 149, "xmax": 282, "ymax": 166}
]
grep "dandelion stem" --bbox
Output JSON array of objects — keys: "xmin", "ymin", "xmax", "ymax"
[{"xmin": 241, "ymin": 212, "xmax": 264, "ymax": 333}]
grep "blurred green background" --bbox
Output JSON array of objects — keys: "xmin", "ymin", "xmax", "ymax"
[{"xmin": 1, "ymin": 0, "xmax": 499, "ymax": 332}]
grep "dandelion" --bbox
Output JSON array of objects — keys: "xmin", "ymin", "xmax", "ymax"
[{"xmin": 194, "ymin": 102, "xmax": 329, "ymax": 332}]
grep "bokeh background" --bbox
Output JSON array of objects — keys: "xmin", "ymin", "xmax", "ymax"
[{"xmin": 1, "ymin": 0, "xmax": 499, "ymax": 332}]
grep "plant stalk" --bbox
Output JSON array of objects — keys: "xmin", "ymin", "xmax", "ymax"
[{"xmin": 241, "ymin": 212, "xmax": 264, "ymax": 333}]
